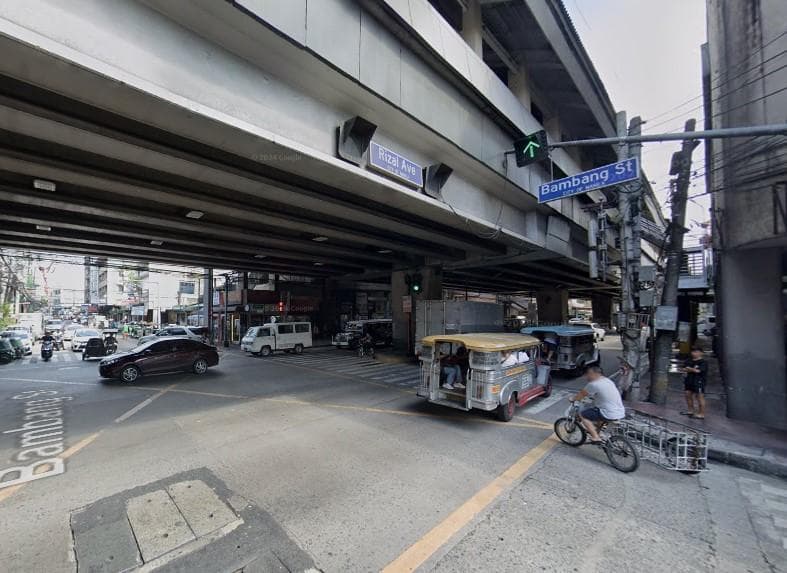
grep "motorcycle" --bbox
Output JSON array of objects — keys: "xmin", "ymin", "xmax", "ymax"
[{"xmin": 41, "ymin": 340, "xmax": 54, "ymax": 362}]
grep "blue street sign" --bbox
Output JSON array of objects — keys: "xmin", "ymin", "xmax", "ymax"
[
  {"xmin": 538, "ymin": 157, "xmax": 640, "ymax": 203},
  {"xmin": 368, "ymin": 141, "xmax": 423, "ymax": 188}
]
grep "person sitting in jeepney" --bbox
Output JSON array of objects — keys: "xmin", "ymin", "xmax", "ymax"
[
  {"xmin": 439, "ymin": 345, "xmax": 466, "ymax": 390},
  {"xmin": 501, "ymin": 350, "xmax": 518, "ymax": 368},
  {"xmin": 516, "ymin": 349, "xmax": 530, "ymax": 363}
]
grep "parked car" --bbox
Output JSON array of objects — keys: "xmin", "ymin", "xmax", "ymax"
[
  {"xmin": 63, "ymin": 323, "xmax": 81, "ymax": 341},
  {"xmin": 332, "ymin": 319, "xmax": 392, "ymax": 349},
  {"xmin": 0, "ymin": 338, "xmax": 16, "ymax": 363},
  {"xmin": 99, "ymin": 338, "xmax": 220, "ymax": 383},
  {"xmin": 1, "ymin": 331, "xmax": 33, "ymax": 355},
  {"xmin": 137, "ymin": 325, "xmax": 203, "ymax": 346},
  {"xmin": 71, "ymin": 328, "xmax": 101, "ymax": 351},
  {"xmin": 3, "ymin": 336, "xmax": 25, "ymax": 358},
  {"xmin": 568, "ymin": 319, "xmax": 606, "ymax": 342}
]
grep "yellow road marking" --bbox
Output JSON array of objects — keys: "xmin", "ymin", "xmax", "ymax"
[
  {"xmin": 260, "ymin": 397, "xmax": 549, "ymax": 429},
  {"xmin": 0, "ymin": 431, "xmax": 102, "ymax": 504},
  {"xmin": 382, "ymin": 434, "xmax": 559, "ymax": 573},
  {"xmin": 0, "ymin": 485, "xmax": 23, "ymax": 503}
]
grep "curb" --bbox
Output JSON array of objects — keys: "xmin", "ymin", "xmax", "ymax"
[{"xmin": 708, "ymin": 447, "xmax": 787, "ymax": 479}]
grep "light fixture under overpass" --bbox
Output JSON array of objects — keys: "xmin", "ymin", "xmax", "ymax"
[
  {"xmin": 33, "ymin": 179, "xmax": 56, "ymax": 192},
  {"xmin": 313, "ymin": 262, "xmax": 324, "ymax": 266},
  {"xmin": 185, "ymin": 210, "xmax": 204, "ymax": 219},
  {"xmin": 377, "ymin": 249, "xmax": 392, "ymax": 254},
  {"xmin": 150, "ymin": 240, "xmax": 163, "ymax": 246},
  {"xmin": 254, "ymin": 254, "xmax": 267, "ymax": 259},
  {"xmin": 312, "ymin": 236, "xmax": 329, "ymax": 242},
  {"xmin": 35, "ymin": 225, "xmax": 51, "ymax": 231},
  {"xmin": 336, "ymin": 116, "xmax": 377, "ymax": 166}
]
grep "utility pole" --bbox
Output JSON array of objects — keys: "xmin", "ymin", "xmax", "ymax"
[
  {"xmin": 617, "ymin": 114, "xmax": 644, "ymax": 400},
  {"xmin": 650, "ymin": 119, "xmax": 699, "ymax": 404},
  {"xmin": 223, "ymin": 273, "xmax": 230, "ymax": 348}
]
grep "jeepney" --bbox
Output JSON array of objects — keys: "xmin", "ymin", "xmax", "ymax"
[
  {"xmin": 417, "ymin": 333, "xmax": 551, "ymax": 422},
  {"xmin": 520, "ymin": 325, "xmax": 599, "ymax": 374}
]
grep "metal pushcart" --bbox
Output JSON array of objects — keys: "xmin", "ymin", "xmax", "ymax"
[{"xmin": 616, "ymin": 409, "xmax": 710, "ymax": 473}]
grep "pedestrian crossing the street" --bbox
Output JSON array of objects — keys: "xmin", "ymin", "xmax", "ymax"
[{"xmin": 268, "ymin": 351, "xmax": 422, "ymax": 389}]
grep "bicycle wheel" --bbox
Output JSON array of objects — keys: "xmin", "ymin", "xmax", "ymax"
[
  {"xmin": 554, "ymin": 417, "xmax": 586, "ymax": 446},
  {"xmin": 604, "ymin": 436, "xmax": 640, "ymax": 473}
]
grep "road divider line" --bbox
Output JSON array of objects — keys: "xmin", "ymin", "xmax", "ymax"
[
  {"xmin": 382, "ymin": 434, "xmax": 559, "ymax": 573},
  {"xmin": 260, "ymin": 397, "xmax": 550, "ymax": 430},
  {"xmin": 0, "ymin": 377, "xmax": 95, "ymax": 386},
  {"xmin": 61, "ymin": 431, "xmax": 102, "ymax": 458},
  {"xmin": 114, "ymin": 384, "xmax": 177, "ymax": 424}
]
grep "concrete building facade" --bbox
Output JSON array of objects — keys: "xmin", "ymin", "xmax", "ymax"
[{"xmin": 705, "ymin": 0, "xmax": 787, "ymax": 428}]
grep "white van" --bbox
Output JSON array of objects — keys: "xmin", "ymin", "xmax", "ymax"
[{"xmin": 241, "ymin": 323, "xmax": 312, "ymax": 356}]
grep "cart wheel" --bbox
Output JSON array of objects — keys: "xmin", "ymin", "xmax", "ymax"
[
  {"xmin": 294, "ymin": 344, "xmax": 304, "ymax": 355},
  {"xmin": 497, "ymin": 394, "xmax": 516, "ymax": 422},
  {"xmin": 604, "ymin": 435, "xmax": 640, "ymax": 473},
  {"xmin": 193, "ymin": 358, "xmax": 208, "ymax": 375},
  {"xmin": 554, "ymin": 417, "xmax": 586, "ymax": 446},
  {"xmin": 260, "ymin": 346, "xmax": 272, "ymax": 357},
  {"xmin": 120, "ymin": 365, "xmax": 140, "ymax": 384}
]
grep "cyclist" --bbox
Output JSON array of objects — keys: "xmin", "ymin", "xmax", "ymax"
[
  {"xmin": 570, "ymin": 365, "xmax": 625, "ymax": 444},
  {"xmin": 359, "ymin": 332, "xmax": 374, "ymax": 355}
]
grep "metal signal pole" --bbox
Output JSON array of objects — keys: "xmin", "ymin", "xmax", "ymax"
[{"xmin": 650, "ymin": 119, "xmax": 699, "ymax": 404}]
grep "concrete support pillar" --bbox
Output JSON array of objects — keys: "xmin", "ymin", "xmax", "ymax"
[
  {"xmin": 319, "ymin": 279, "xmax": 337, "ymax": 339},
  {"xmin": 461, "ymin": 0, "xmax": 483, "ymax": 57},
  {"xmin": 508, "ymin": 64, "xmax": 531, "ymax": 110},
  {"xmin": 203, "ymin": 268, "xmax": 213, "ymax": 342},
  {"xmin": 591, "ymin": 293, "xmax": 613, "ymax": 327},
  {"xmin": 536, "ymin": 289, "xmax": 568, "ymax": 325},
  {"xmin": 392, "ymin": 266, "xmax": 443, "ymax": 355},
  {"xmin": 720, "ymin": 248, "xmax": 786, "ymax": 429}
]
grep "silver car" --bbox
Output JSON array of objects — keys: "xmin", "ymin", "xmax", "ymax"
[
  {"xmin": 71, "ymin": 328, "xmax": 101, "ymax": 351},
  {"xmin": 138, "ymin": 326, "xmax": 203, "ymax": 346}
]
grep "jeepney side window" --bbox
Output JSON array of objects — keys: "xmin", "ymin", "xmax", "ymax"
[{"xmin": 470, "ymin": 351, "xmax": 500, "ymax": 370}]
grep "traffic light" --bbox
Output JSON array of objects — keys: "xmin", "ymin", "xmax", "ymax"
[
  {"xmin": 277, "ymin": 301, "xmax": 285, "ymax": 313},
  {"xmin": 405, "ymin": 272, "xmax": 423, "ymax": 294},
  {"xmin": 514, "ymin": 130, "xmax": 549, "ymax": 167}
]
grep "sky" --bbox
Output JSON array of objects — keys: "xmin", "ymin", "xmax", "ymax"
[{"xmin": 564, "ymin": 0, "xmax": 710, "ymax": 244}]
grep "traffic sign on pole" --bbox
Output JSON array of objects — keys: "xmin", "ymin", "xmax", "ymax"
[
  {"xmin": 538, "ymin": 157, "xmax": 639, "ymax": 203},
  {"xmin": 514, "ymin": 130, "xmax": 549, "ymax": 167}
]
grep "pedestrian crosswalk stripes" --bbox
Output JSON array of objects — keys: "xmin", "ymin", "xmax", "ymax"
[
  {"xmin": 17, "ymin": 351, "xmax": 87, "ymax": 365},
  {"xmin": 268, "ymin": 351, "xmax": 422, "ymax": 388}
]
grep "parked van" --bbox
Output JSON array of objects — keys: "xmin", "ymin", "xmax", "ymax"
[{"xmin": 241, "ymin": 322, "xmax": 312, "ymax": 357}]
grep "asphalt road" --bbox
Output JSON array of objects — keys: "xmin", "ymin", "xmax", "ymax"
[{"xmin": 0, "ymin": 340, "xmax": 783, "ymax": 572}]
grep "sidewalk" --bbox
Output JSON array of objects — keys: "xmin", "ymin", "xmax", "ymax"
[{"xmin": 632, "ymin": 346, "xmax": 787, "ymax": 478}]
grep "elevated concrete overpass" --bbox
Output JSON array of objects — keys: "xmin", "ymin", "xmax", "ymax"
[{"xmin": 0, "ymin": 0, "xmax": 666, "ymax": 334}]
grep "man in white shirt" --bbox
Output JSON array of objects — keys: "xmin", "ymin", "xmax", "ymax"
[{"xmin": 571, "ymin": 365, "xmax": 625, "ymax": 444}]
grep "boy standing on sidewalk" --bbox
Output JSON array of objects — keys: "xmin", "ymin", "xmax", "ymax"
[{"xmin": 682, "ymin": 347, "xmax": 708, "ymax": 419}]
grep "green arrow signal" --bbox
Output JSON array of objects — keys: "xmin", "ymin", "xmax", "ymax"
[{"xmin": 523, "ymin": 140, "xmax": 541, "ymax": 158}]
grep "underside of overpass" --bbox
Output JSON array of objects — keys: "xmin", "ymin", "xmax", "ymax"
[{"xmin": 0, "ymin": 0, "xmax": 650, "ymax": 296}]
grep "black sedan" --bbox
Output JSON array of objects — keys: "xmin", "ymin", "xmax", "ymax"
[{"xmin": 99, "ymin": 337, "xmax": 219, "ymax": 383}]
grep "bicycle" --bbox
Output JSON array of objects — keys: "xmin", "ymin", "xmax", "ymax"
[
  {"xmin": 357, "ymin": 342, "xmax": 375, "ymax": 359},
  {"xmin": 554, "ymin": 401, "xmax": 640, "ymax": 473}
]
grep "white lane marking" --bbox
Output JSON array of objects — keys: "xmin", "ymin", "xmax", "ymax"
[
  {"xmin": 58, "ymin": 366, "xmax": 80, "ymax": 370},
  {"xmin": 522, "ymin": 390, "xmax": 571, "ymax": 414},
  {"xmin": 114, "ymin": 384, "xmax": 177, "ymax": 424},
  {"xmin": 0, "ymin": 376, "xmax": 96, "ymax": 386}
]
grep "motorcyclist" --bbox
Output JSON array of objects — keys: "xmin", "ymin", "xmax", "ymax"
[{"xmin": 41, "ymin": 331, "xmax": 55, "ymax": 359}]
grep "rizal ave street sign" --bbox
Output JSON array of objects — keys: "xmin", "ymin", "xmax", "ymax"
[{"xmin": 538, "ymin": 157, "xmax": 639, "ymax": 203}]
